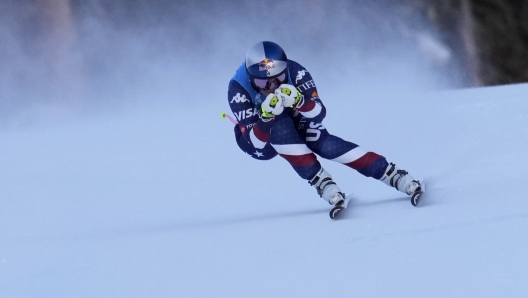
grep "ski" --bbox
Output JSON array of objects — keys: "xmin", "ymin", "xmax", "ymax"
[
  {"xmin": 330, "ymin": 180, "xmax": 426, "ymax": 219},
  {"xmin": 411, "ymin": 180, "xmax": 426, "ymax": 207},
  {"xmin": 329, "ymin": 194, "xmax": 352, "ymax": 220}
]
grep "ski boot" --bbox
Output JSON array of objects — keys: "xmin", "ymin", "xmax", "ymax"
[
  {"xmin": 380, "ymin": 162, "xmax": 423, "ymax": 206},
  {"xmin": 309, "ymin": 168, "xmax": 347, "ymax": 219}
]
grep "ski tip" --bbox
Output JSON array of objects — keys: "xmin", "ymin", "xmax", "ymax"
[
  {"xmin": 411, "ymin": 190, "xmax": 423, "ymax": 207},
  {"xmin": 329, "ymin": 206, "xmax": 344, "ymax": 220},
  {"xmin": 409, "ymin": 180, "xmax": 426, "ymax": 207}
]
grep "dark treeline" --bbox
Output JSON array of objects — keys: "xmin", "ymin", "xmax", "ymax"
[{"xmin": 420, "ymin": 0, "xmax": 528, "ymax": 86}]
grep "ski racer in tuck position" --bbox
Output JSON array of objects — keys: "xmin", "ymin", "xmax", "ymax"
[{"xmin": 227, "ymin": 41, "xmax": 422, "ymax": 218}]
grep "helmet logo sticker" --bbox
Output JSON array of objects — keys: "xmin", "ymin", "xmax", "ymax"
[{"xmin": 259, "ymin": 58, "xmax": 276, "ymax": 73}]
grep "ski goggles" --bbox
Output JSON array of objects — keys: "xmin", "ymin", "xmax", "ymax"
[{"xmin": 252, "ymin": 72, "xmax": 288, "ymax": 91}]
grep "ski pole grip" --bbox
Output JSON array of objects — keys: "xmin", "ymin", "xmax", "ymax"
[{"xmin": 220, "ymin": 112, "xmax": 239, "ymax": 125}]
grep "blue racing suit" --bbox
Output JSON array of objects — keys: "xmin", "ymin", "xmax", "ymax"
[{"xmin": 227, "ymin": 59, "xmax": 388, "ymax": 181}]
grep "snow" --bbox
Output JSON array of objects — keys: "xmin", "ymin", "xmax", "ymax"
[{"xmin": 2, "ymin": 82, "xmax": 528, "ymax": 297}]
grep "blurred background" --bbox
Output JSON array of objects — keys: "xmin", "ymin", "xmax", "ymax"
[{"xmin": 1, "ymin": 0, "xmax": 527, "ymax": 129}]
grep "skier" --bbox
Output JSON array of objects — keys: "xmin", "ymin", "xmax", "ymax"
[{"xmin": 227, "ymin": 41, "xmax": 422, "ymax": 218}]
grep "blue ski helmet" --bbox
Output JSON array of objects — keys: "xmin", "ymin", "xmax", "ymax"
[{"xmin": 245, "ymin": 41, "xmax": 289, "ymax": 92}]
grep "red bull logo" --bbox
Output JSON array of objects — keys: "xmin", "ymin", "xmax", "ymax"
[{"xmin": 259, "ymin": 58, "xmax": 275, "ymax": 72}]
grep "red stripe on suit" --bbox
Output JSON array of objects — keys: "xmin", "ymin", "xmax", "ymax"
[
  {"xmin": 345, "ymin": 152, "xmax": 382, "ymax": 170},
  {"xmin": 279, "ymin": 153, "xmax": 318, "ymax": 167},
  {"xmin": 297, "ymin": 99, "xmax": 316, "ymax": 112}
]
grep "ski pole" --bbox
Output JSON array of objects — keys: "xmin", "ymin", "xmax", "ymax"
[{"xmin": 220, "ymin": 111, "xmax": 238, "ymax": 125}]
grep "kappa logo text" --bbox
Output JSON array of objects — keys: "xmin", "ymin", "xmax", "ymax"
[
  {"xmin": 296, "ymin": 70, "xmax": 308, "ymax": 83},
  {"xmin": 231, "ymin": 93, "xmax": 249, "ymax": 104}
]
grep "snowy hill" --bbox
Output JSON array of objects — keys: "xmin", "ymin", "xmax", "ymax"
[{"xmin": 1, "ymin": 82, "xmax": 528, "ymax": 298}]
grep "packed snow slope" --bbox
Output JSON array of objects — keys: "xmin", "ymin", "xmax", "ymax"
[{"xmin": 1, "ymin": 83, "xmax": 528, "ymax": 297}]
